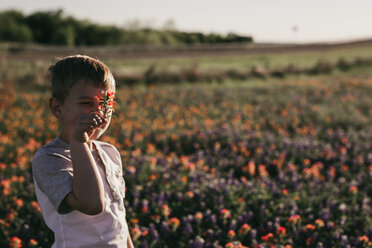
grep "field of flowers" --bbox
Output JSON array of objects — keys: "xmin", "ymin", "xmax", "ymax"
[{"xmin": 1, "ymin": 73, "xmax": 372, "ymax": 247}]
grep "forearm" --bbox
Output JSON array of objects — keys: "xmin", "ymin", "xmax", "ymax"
[
  {"xmin": 69, "ymin": 141, "xmax": 105, "ymax": 214},
  {"xmin": 126, "ymin": 221, "xmax": 135, "ymax": 248}
]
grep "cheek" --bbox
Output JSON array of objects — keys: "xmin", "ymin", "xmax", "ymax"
[{"xmin": 66, "ymin": 108, "xmax": 88, "ymax": 125}]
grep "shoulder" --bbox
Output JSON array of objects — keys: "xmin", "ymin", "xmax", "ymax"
[
  {"xmin": 93, "ymin": 140, "xmax": 122, "ymax": 165},
  {"xmin": 94, "ymin": 140, "xmax": 120, "ymax": 155},
  {"xmin": 32, "ymin": 138, "xmax": 72, "ymax": 171}
]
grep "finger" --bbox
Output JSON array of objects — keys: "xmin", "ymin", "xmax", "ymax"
[
  {"xmin": 91, "ymin": 112, "xmax": 105, "ymax": 123},
  {"xmin": 95, "ymin": 114, "xmax": 105, "ymax": 124},
  {"xmin": 80, "ymin": 119, "xmax": 98, "ymax": 130},
  {"xmin": 91, "ymin": 116, "xmax": 104, "ymax": 127},
  {"xmin": 95, "ymin": 113, "xmax": 108, "ymax": 125}
]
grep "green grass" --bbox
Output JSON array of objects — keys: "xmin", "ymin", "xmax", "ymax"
[
  {"xmin": 105, "ymin": 43, "xmax": 372, "ymax": 74},
  {"xmin": 2, "ymin": 42, "xmax": 372, "ymax": 90}
]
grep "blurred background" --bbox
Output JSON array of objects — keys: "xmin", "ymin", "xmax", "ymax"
[
  {"xmin": 1, "ymin": 0, "xmax": 372, "ymax": 87},
  {"xmin": 1, "ymin": 1, "xmax": 372, "ymax": 248},
  {"xmin": 1, "ymin": 0, "xmax": 372, "ymax": 44}
]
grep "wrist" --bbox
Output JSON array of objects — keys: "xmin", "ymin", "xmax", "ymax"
[
  {"xmin": 71, "ymin": 131, "xmax": 90, "ymax": 144},
  {"xmin": 70, "ymin": 137, "xmax": 91, "ymax": 149}
]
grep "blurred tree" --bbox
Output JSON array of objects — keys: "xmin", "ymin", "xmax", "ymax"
[
  {"xmin": 53, "ymin": 25, "xmax": 75, "ymax": 46},
  {"xmin": 25, "ymin": 9, "xmax": 63, "ymax": 44},
  {"xmin": 162, "ymin": 19, "xmax": 176, "ymax": 31},
  {"xmin": 0, "ymin": 9, "xmax": 253, "ymax": 46},
  {"xmin": 225, "ymin": 32, "xmax": 253, "ymax": 43},
  {"xmin": 0, "ymin": 10, "xmax": 33, "ymax": 42}
]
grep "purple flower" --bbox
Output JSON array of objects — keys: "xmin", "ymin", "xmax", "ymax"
[
  {"xmin": 149, "ymin": 224, "xmax": 159, "ymax": 241},
  {"xmin": 139, "ymin": 241, "xmax": 149, "ymax": 248},
  {"xmin": 250, "ymin": 229, "xmax": 257, "ymax": 240},
  {"xmin": 183, "ymin": 222, "xmax": 193, "ymax": 235},
  {"xmin": 189, "ymin": 236, "xmax": 205, "ymax": 248},
  {"xmin": 160, "ymin": 221, "xmax": 170, "ymax": 237},
  {"xmin": 340, "ymin": 216, "xmax": 347, "ymax": 226}
]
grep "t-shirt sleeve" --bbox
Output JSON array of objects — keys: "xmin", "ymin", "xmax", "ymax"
[{"xmin": 32, "ymin": 152, "xmax": 73, "ymax": 214}]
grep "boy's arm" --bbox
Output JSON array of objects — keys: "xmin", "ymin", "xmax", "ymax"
[
  {"xmin": 64, "ymin": 113, "xmax": 106, "ymax": 215},
  {"xmin": 126, "ymin": 221, "xmax": 135, "ymax": 248}
]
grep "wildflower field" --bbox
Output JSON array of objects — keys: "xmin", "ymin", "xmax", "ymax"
[{"xmin": 1, "ymin": 56, "xmax": 372, "ymax": 247}]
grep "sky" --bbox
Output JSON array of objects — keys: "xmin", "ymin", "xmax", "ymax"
[{"xmin": 1, "ymin": 0, "xmax": 372, "ymax": 43}]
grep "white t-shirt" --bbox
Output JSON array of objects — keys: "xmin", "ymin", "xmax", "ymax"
[{"xmin": 32, "ymin": 138, "xmax": 128, "ymax": 248}]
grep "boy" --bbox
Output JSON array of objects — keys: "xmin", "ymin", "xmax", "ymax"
[{"xmin": 32, "ymin": 55, "xmax": 134, "ymax": 248}]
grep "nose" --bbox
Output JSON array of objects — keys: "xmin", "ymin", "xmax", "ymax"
[{"xmin": 87, "ymin": 102, "xmax": 102, "ymax": 114}]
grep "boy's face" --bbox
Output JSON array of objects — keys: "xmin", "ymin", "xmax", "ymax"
[{"xmin": 52, "ymin": 80, "xmax": 113, "ymax": 144}]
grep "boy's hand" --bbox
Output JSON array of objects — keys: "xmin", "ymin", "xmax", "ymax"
[{"xmin": 71, "ymin": 112, "xmax": 107, "ymax": 143}]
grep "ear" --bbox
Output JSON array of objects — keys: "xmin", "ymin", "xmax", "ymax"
[{"xmin": 49, "ymin": 97, "xmax": 63, "ymax": 119}]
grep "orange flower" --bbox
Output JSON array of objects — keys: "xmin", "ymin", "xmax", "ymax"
[
  {"xmin": 1, "ymin": 180, "xmax": 11, "ymax": 195},
  {"xmin": 141, "ymin": 229, "xmax": 149, "ymax": 236},
  {"xmin": 127, "ymin": 165, "xmax": 136, "ymax": 174},
  {"xmin": 161, "ymin": 204, "xmax": 170, "ymax": 217},
  {"xmin": 168, "ymin": 217, "xmax": 180, "ymax": 231},
  {"xmin": 6, "ymin": 210, "xmax": 16, "ymax": 221},
  {"xmin": 186, "ymin": 191, "xmax": 194, "ymax": 198},
  {"xmin": 15, "ymin": 199, "xmax": 24, "ymax": 208},
  {"xmin": 306, "ymin": 237, "xmax": 313, "ymax": 245},
  {"xmin": 131, "ymin": 227, "xmax": 142, "ymax": 241},
  {"xmin": 360, "ymin": 235, "xmax": 370, "ymax": 243},
  {"xmin": 258, "ymin": 164, "xmax": 268, "ymax": 178},
  {"xmin": 261, "ymin": 233, "xmax": 274, "ymax": 242},
  {"xmin": 10, "ymin": 236, "xmax": 22, "ymax": 248},
  {"xmin": 349, "ymin": 185, "xmax": 358, "ymax": 194},
  {"xmin": 227, "ymin": 230, "xmax": 236, "ymax": 238},
  {"xmin": 29, "ymin": 239, "xmax": 38, "ymax": 246},
  {"xmin": 225, "ymin": 243, "xmax": 235, "ymax": 248},
  {"xmin": 288, "ymin": 214, "xmax": 301, "ymax": 224},
  {"xmin": 220, "ymin": 209, "xmax": 232, "ymax": 219},
  {"xmin": 239, "ymin": 223, "xmax": 251, "ymax": 235},
  {"xmin": 141, "ymin": 205, "xmax": 148, "ymax": 213},
  {"xmin": 31, "ymin": 201, "xmax": 41, "ymax": 212},
  {"xmin": 248, "ymin": 161, "xmax": 255, "ymax": 176},
  {"xmin": 130, "ymin": 218, "xmax": 139, "ymax": 224},
  {"xmin": 194, "ymin": 212, "xmax": 203, "ymax": 220},
  {"xmin": 148, "ymin": 173, "xmax": 159, "ymax": 181},
  {"xmin": 340, "ymin": 146, "xmax": 347, "ymax": 154},
  {"xmin": 276, "ymin": 226, "xmax": 286, "ymax": 236},
  {"xmin": 150, "ymin": 214, "xmax": 161, "ymax": 223},
  {"xmin": 305, "ymin": 224, "xmax": 316, "ymax": 231},
  {"xmin": 315, "ymin": 219, "xmax": 325, "ymax": 228}
]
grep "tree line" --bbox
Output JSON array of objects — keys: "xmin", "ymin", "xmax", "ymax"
[{"xmin": 0, "ymin": 9, "xmax": 253, "ymax": 46}]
